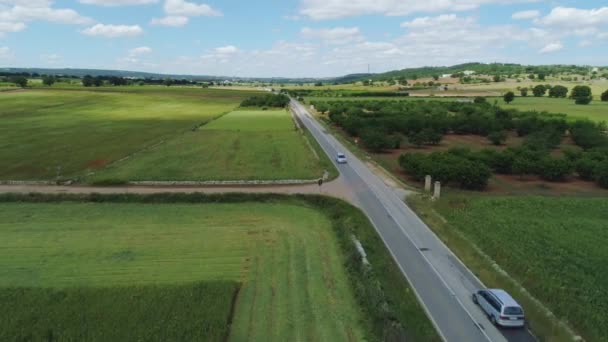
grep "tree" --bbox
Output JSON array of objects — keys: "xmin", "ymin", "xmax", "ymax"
[
  {"xmin": 493, "ymin": 75, "xmax": 501, "ymax": 82},
  {"xmin": 503, "ymin": 91, "xmax": 515, "ymax": 104},
  {"xmin": 528, "ymin": 74, "xmax": 535, "ymax": 80},
  {"xmin": 360, "ymin": 129, "xmax": 393, "ymax": 152},
  {"xmin": 82, "ymin": 75, "xmax": 94, "ymax": 87},
  {"xmin": 539, "ymin": 157, "xmax": 572, "ymax": 181},
  {"xmin": 163, "ymin": 78, "xmax": 174, "ymax": 87},
  {"xmin": 11, "ymin": 76, "xmax": 28, "ymax": 88},
  {"xmin": 548, "ymin": 85, "xmax": 568, "ymax": 98},
  {"xmin": 595, "ymin": 161, "xmax": 608, "ymax": 189},
  {"xmin": 93, "ymin": 77, "xmax": 103, "ymax": 87},
  {"xmin": 538, "ymin": 72, "xmax": 546, "ymax": 81},
  {"xmin": 487, "ymin": 131, "xmax": 507, "ymax": 145},
  {"xmin": 474, "ymin": 96, "xmax": 487, "ymax": 104},
  {"xmin": 432, "ymin": 75, "xmax": 439, "ymax": 81},
  {"xmin": 520, "ymin": 88, "xmax": 528, "ymax": 97},
  {"xmin": 532, "ymin": 84, "xmax": 547, "ymax": 97},
  {"xmin": 42, "ymin": 75, "xmax": 56, "ymax": 86},
  {"xmin": 601, "ymin": 89, "xmax": 608, "ymax": 102},
  {"xmin": 570, "ymin": 85, "xmax": 593, "ymax": 105}
]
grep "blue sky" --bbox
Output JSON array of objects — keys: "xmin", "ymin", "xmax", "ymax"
[{"xmin": 0, "ymin": 0, "xmax": 607, "ymax": 77}]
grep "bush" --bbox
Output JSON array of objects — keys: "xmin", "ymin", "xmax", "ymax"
[
  {"xmin": 241, "ymin": 94, "xmax": 290, "ymax": 107},
  {"xmin": 360, "ymin": 129, "xmax": 397, "ymax": 152},
  {"xmin": 601, "ymin": 89, "xmax": 608, "ymax": 102},
  {"xmin": 570, "ymin": 85, "xmax": 593, "ymax": 105},
  {"xmin": 548, "ymin": 85, "xmax": 568, "ymax": 98},
  {"xmin": 576, "ymin": 157, "xmax": 599, "ymax": 181},
  {"xmin": 398, "ymin": 152, "xmax": 492, "ymax": 190},
  {"xmin": 487, "ymin": 131, "xmax": 507, "ymax": 145},
  {"xmin": 532, "ymin": 85, "xmax": 547, "ymax": 97},
  {"xmin": 595, "ymin": 161, "xmax": 608, "ymax": 188},
  {"xmin": 474, "ymin": 96, "xmax": 487, "ymax": 104},
  {"xmin": 570, "ymin": 121, "xmax": 608, "ymax": 149},
  {"xmin": 539, "ymin": 157, "xmax": 573, "ymax": 181},
  {"xmin": 523, "ymin": 128, "xmax": 563, "ymax": 150}
]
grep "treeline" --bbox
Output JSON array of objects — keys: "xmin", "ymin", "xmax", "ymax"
[
  {"xmin": 315, "ymin": 99, "xmax": 608, "ymax": 189},
  {"xmin": 240, "ymin": 94, "xmax": 290, "ymax": 108},
  {"xmin": 350, "ymin": 63, "xmax": 602, "ymax": 83},
  {"xmin": 286, "ymin": 89, "xmax": 409, "ymax": 98}
]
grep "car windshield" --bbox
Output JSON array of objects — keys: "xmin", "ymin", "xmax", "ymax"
[
  {"xmin": 503, "ymin": 306, "xmax": 523, "ymax": 315},
  {"xmin": 338, "ymin": 154, "xmax": 345, "ymax": 158}
]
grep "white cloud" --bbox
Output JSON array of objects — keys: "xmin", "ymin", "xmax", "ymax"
[
  {"xmin": 299, "ymin": 0, "xmax": 537, "ymax": 20},
  {"xmin": 400, "ymin": 14, "xmax": 473, "ymax": 29},
  {"xmin": 539, "ymin": 41, "xmax": 563, "ymax": 54},
  {"xmin": 81, "ymin": 24, "xmax": 143, "ymax": 38},
  {"xmin": 301, "ymin": 27, "xmax": 363, "ymax": 44},
  {"xmin": 213, "ymin": 45, "xmax": 239, "ymax": 54},
  {"xmin": 40, "ymin": 53, "xmax": 61, "ymax": 64},
  {"xmin": 0, "ymin": 46, "xmax": 13, "ymax": 60},
  {"xmin": 79, "ymin": 0, "xmax": 158, "ymax": 5},
  {"xmin": 536, "ymin": 7, "xmax": 608, "ymax": 28},
  {"xmin": 0, "ymin": 1, "xmax": 92, "ymax": 25},
  {"xmin": 0, "ymin": 21, "xmax": 26, "ymax": 36},
  {"xmin": 150, "ymin": 15, "xmax": 189, "ymax": 27},
  {"xmin": 512, "ymin": 10, "xmax": 540, "ymax": 20},
  {"xmin": 164, "ymin": 0, "xmax": 222, "ymax": 17},
  {"xmin": 129, "ymin": 46, "xmax": 152, "ymax": 56}
]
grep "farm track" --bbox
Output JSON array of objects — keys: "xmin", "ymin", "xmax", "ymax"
[{"xmin": 0, "ymin": 178, "xmax": 358, "ymax": 204}]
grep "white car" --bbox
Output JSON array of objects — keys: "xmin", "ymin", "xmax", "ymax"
[
  {"xmin": 336, "ymin": 153, "xmax": 347, "ymax": 164},
  {"xmin": 473, "ymin": 289, "xmax": 525, "ymax": 328}
]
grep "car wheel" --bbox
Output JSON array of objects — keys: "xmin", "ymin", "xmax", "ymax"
[
  {"xmin": 490, "ymin": 315, "xmax": 497, "ymax": 326},
  {"xmin": 472, "ymin": 294, "xmax": 478, "ymax": 304}
]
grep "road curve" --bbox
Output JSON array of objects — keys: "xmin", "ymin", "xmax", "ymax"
[{"xmin": 290, "ymin": 99, "xmax": 537, "ymax": 342}]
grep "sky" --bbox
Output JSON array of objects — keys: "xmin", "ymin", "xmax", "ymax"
[{"xmin": 0, "ymin": 0, "xmax": 607, "ymax": 78}]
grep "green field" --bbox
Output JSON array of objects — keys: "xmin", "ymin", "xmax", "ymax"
[
  {"xmin": 434, "ymin": 196, "xmax": 608, "ymax": 342},
  {"xmin": 0, "ymin": 201, "xmax": 365, "ymax": 341},
  {"xmin": 0, "ymin": 88, "xmax": 255, "ymax": 180},
  {"xmin": 1, "ymin": 282, "xmax": 237, "ymax": 341},
  {"xmin": 90, "ymin": 109, "xmax": 325, "ymax": 182},
  {"xmin": 496, "ymin": 96, "xmax": 608, "ymax": 122}
]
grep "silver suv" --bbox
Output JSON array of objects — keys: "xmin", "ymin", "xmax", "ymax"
[{"xmin": 472, "ymin": 289, "xmax": 525, "ymax": 328}]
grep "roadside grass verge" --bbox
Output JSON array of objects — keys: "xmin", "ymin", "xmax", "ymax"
[
  {"xmin": 0, "ymin": 282, "xmax": 238, "ymax": 342},
  {"xmin": 408, "ymin": 194, "xmax": 606, "ymax": 342},
  {"xmin": 89, "ymin": 109, "xmax": 326, "ymax": 182},
  {"xmin": 0, "ymin": 89, "xmax": 250, "ymax": 180},
  {"xmin": 0, "ymin": 192, "xmax": 440, "ymax": 342}
]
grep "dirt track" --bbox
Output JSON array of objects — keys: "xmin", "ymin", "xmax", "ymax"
[{"xmin": 0, "ymin": 177, "xmax": 360, "ymax": 206}]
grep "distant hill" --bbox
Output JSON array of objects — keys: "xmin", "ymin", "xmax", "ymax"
[
  {"xmin": 335, "ymin": 63, "xmax": 604, "ymax": 83},
  {"xmin": 0, "ymin": 67, "xmax": 320, "ymax": 83}
]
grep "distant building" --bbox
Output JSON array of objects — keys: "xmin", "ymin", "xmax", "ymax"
[
  {"xmin": 441, "ymin": 74, "xmax": 453, "ymax": 78},
  {"xmin": 463, "ymin": 70, "xmax": 476, "ymax": 76}
]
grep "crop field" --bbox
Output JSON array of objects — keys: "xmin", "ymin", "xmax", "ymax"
[
  {"xmin": 0, "ymin": 88, "xmax": 256, "ymax": 180},
  {"xmin": 90, "ymin": 109, "xmax": 325, "ymax": 182},
  {"xmin": 0, "ymin": 201, "xmax": 365, "ymax": 341},
  {"xmin": 434, "ymin": 196, "xmax": 608, "ymax": 342},
  {"xmin": 1, "ymin": 282, "xmax": 237, "ymax": 341},
  {"xmin": 494, "ymin": 96, "xmax": 608, "ymax": 122}
]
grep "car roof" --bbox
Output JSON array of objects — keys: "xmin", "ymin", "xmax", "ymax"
[
  {"xmin": 337, "ymin": 152, "xmax": 345, "ymax": 156},
  {"xmin": 486, "ymin": 289, "xmax": 521, "ymax": 307}
]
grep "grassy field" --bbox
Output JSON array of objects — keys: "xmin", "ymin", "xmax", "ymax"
[
  {"xmin": 427, "ymin": 195, "xmax": 608, "ymax": 342},
  {"xmin": 0, "ymin": 88, "xmax": 255, "ymax": 180},
  {"xmin": 90, "ymin": 109, "xmax": 326, "ymax": 182},
  {"xmin": 496, "ymin": 96, "xmax": 608, "ymax": 122},
  {"xmin": 1, "ymin": 282, "xmax": 238, "ymax": 341},
  {"xmin": 0, "ymin": 201, "xmax": 365, "ymax": 341}
]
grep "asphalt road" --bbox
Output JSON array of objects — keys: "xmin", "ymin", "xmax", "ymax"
[{"xmin": 291, "ymin": 99, "xmax": 537, "ymax": 342}]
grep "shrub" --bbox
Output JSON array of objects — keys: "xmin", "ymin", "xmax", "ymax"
[
  {"xmin": 595, "ymin": 161, "xmax": 608, "ymax": 188},
  {"xmin": 548, "ymin": 85, "xmax": 568, "ymax": 98},
  {"xmin": 474, "ymin": 96, "xmax": 487, "ymax": 104},
  {"xmin": 520, "ymin": 88, "xmax": 528, "ymax": 97},
  {"xmin": 532, "ymin": 85, "xmax": 547, "ymax": 97},
  {"xmin": 576, "ymin": 157, "xmax": 599, "ymax": 181},
  {"xmin": 570, "ymin": 85, "xmax": 593, "ymax": 105},
  {"xmin": 487, "ymin": 131, "xmax": 507, "ymax": 145},
  {"xmin": 523, "ymin": 129, "xmax": 563, "ymax": 150},
  {"xmin": 601, "ymin": 89, "xmax": 608, "ymax": 102},
  {"xmin": 539, "ymin": 157, "xmax": 573, "ymax": 181},
  {"xmin": 503, "ymin": 91, "xmax": 515, "ymax": 104},
  {"xmin": 241, "ymin": 94, "xmax": 290, "ymax": 107},
  {"xmin": 360, "ymin": 129, "xmax": 394, "ymax": 152},
  {"xmin": 570, "ymin": 121, "xmax": 608, "ymax": 149}
]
